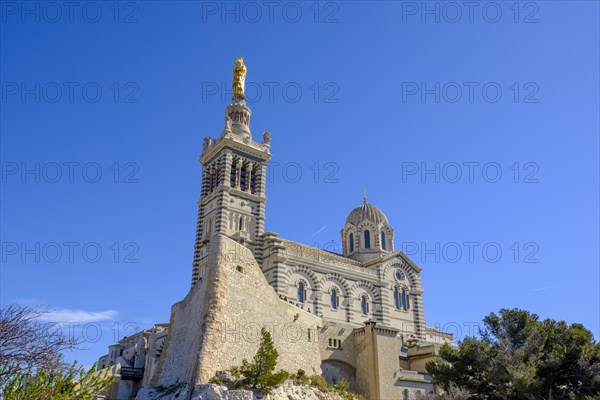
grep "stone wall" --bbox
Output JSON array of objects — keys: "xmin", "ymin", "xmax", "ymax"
[
  {"xmin": 146, "ymin": 235, "xmax": 322, "ymax": 397},
  {"xmin": 149, "ymin": 266, "xmax": 210, "ymax": 388},
  {"xmin": 353, "ymin": 326, "xmax": 374, "ymax": 400},
  {"xmin": 374, "ymin": 327, "xmax": 406, "ymax": 400},
  {"xmin": 352, "ymin": 322, "xmax": 435, "ymax": 400},
  {"xmin": 318, "ymin": 321, "xmax": 358, "ymax": 391}
]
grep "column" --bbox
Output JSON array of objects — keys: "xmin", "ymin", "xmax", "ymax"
[
  {"xmin": 236, "ymin": 162, "xmax": 242, "ymax": 189},
  {"xmin": 223, "ymin": 152, "xmax": 233, "ymax": 187}
]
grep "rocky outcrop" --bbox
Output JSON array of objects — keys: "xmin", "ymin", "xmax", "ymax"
[{"xmin": 135, "ymin": 382, "xmax": 356, "ymax": 400}]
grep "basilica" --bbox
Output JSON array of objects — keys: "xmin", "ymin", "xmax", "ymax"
[{"xmin": 96, "ymin": 58, "xmax": 452, "ymax": 400}]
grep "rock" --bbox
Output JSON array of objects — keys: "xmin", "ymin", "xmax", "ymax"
[
  {"xmin": 191, "ymin": 384, "xmax": 253, "ymax": 400},
  {"xmin": 135, "ymin": 384, "xmax": 190, "ymax": 400},
  {"xmin": 136, "ymin": 382, "xmax": 351, "ymax": 400}
]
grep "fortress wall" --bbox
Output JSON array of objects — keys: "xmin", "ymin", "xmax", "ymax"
[
  {"xmin": 374, "ymin": 329, "xmax": 405, "ymax": 400},
  {"xmin": 353, "ymin": 328, "xmax": 373, "ymax": 399},
  {"xmin": 150, "ymin": 259, "xmax": 215, "ymax": 388},
  {"xmin": 375, "ymin": 328, "xmax": 434, "ymax": 400},
  {"xmin": 198, "ymin": 235, "xmax": 323, "ymax": 382},
  {"xmin": 150, "ymin": 234, "xmax": 322, "ymax": 392}
]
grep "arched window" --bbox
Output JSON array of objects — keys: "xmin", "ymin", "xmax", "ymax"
[
  {"xmin": 240, "ymin": 164, "xmax": 247, "ymax": 191},
  {"xmin": 330, "ymin": 289, "xmax": 339, "ymax": 310},
  {"xmin": 364, "ymin": 230, "xmax": 371, "ymax": 249},
  {"xmin": 401, "ymin": 288, "xmax": 408, "ymax": 311},
  {"xmin": 239, "ymin": 217, "xmax": 243, "ymax": 231},
  {"xmin": 349, "ymin": 233, "xmax": 354, "ymax": 253},
  {"xmin": 298, "ymin": 282, "xmax": 306, "ymax": 303},
  {"xmin": 230, "ymin": 160, "xmax": 237, "ymax": 187},
  {"xmin": 361, "ymin": 295, "xmax": 369, "ymax": 315},
  {"xmin": 381, "ymin": 231, "xmax": 386, "ymax": 250},
  {"xmin": 250, "ymin": 166, "xmax": 257, "ymax": 194},
  {"xmin": 394, "ymin": 287, "xmax": 400, "ymax": 310}
]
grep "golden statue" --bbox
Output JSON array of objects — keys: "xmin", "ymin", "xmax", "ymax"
[{"xmin": 232, "ymin": 57, "xmax": 247, "ymax": 97}]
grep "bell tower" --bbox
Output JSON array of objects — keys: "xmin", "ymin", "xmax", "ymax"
[{"xmin": 191, "ymin": 58, "xmax": 272, "ymax": 286}]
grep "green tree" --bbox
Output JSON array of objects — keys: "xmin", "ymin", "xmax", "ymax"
[
  {"xmin": 2, "ymin": 358, "xmax": 113, "ymax": 400},
  {"xmin": 426, "ymin": 309, "xmax": 600, "ymax": 400},
  {"xmin": 0, "ymin": 304, "xmax": 113, "ymax": 399},
  {"xmin": 237, "ymin": 328, "xmax": 289, "ymax": 394}
]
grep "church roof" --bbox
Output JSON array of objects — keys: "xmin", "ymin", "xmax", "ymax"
[{"xmin": 345, "ymin": 201, "xmax": 389, "ymax": 226}]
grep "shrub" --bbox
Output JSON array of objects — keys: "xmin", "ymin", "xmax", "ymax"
[
  {"xmin": 209, "ymin": 375, "xmax": 225, "ymax": 385},
  {"xmin": 229, "ymin": 366, "xmax": 240, "ymax": 379},
  {"xmin": 335, "ymin": 378, "xmax": 349, "ymax": 394},
  {"xmin": 2, "ymin": 360, "xmax": 113, "ymax": 400},
  {"xmin": 309, "ymin": 375, "xmax": 329, "ymax": 392},
  {"xmin": 333, "ymin": 378, "xmax": 365, "ymax": 400},
  {"xmin": 292, "ymin": 369, "xmax": 309, "ymax": 385}
]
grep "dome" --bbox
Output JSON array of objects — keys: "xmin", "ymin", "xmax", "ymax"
[{"xmin": 345, "ymin": 201, "xmax": 389, "ymax": 226}]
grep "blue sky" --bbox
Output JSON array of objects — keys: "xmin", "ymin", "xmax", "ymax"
[{"xmin": 1, "ymin": 1, "xmax": 598, "ymax": 367}]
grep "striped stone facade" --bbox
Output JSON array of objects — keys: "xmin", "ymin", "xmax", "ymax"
[{"xmin": 191, "ymin": 93, "xmax": 271, "ymax": 287}]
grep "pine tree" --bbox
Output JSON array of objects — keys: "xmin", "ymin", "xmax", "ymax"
[
  {"xmin": 426, "ymin": 308, "xmax": 600, "ymax": 399},
  {"xmin": 238, "ymin": 328, "xmax": 289, "ymax": 394}
]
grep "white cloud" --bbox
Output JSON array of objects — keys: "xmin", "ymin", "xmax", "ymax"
[{"xmin": 38, "ymin": 308, "xmax": 119, "ymax": 324}]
